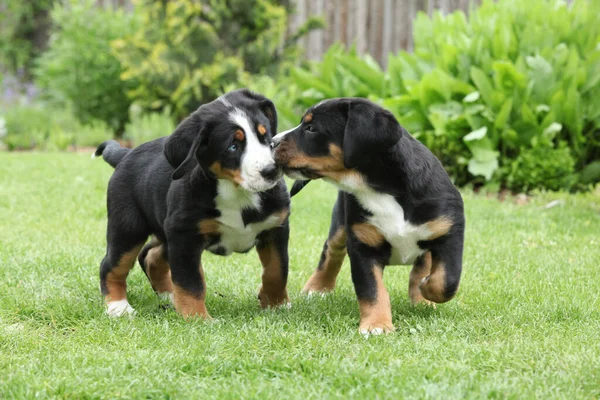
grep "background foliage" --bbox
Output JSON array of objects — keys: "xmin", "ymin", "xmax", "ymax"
[
  {"xmin": 0, "ymin": 0, "xmax": 53, "ymax": 76},
  {"xmin": 34, "ymin": 0, "xmax": 138, "ymax": 133},
  {"xmin": 112, "ymin": 0, "xmax": 322, "ymax": 119},
  {"xmin": 1, "ymin": 0, "xmax": 599, "ymax": 192},
  {"xmin": 279, "ymin": 0, "xmax": 600, "ymax": 192}
]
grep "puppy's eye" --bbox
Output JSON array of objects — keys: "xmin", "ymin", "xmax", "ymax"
[
  {"xmin": 227, "ymin": 143, "xmax": 239, "ymax": 153},
  {"xmin": 307, "ymin": 124, "xmax": 316, "ymax": 133}
]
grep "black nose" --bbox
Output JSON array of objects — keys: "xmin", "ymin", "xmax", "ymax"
[{"xmin": 260, "ymin": 164, "xmax": 279, "ymax": 181}]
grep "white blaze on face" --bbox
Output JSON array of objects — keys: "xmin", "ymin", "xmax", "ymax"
[{"xmin": 229, "ymin": 108, "xmax": 276, "ymax": 192}]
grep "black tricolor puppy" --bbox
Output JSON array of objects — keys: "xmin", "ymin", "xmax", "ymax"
[
  {"xmin": 271, "ymin": 98, "xmax": 464, "ymax": 335},
  {"xmin": 93, "ymin": 89, "xmax": 290, "ymax": 319}
]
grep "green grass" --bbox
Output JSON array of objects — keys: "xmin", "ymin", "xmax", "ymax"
[{"xmin": 1, "ymin": 152, "xmax": 599, "ymax": 399}]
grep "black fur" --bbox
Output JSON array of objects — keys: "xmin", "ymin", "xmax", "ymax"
[
  {"xmin": 272, "ymin": 98, "xmax": 465, "ymax": 331},
  {"xmin": 95, "ymin": 89, "xmax": 290, "ymax": 317},
  {"xmin": 94, "ymin": 140, "xmax": 130, "ymax": 168}
]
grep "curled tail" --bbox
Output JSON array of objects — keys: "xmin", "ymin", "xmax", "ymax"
[{"xmin": 92, "ymin": 140, "xmax": 130, "ymax": 168}]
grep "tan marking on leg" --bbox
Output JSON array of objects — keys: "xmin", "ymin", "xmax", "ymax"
[
  {"xmin": 257, "ymin": 124, "xmax": 267, "ymax": 136},
  {"xmin": 420, "ymin": 259, "xmax": 452, "ymax": 303},
  {"xmin": 352, "ymin": 223, "xmax": 386, "ymax": 248},
  {"xmin": 198, "ymin": 218, "xmax": 221, "ymax": 236},
  {"xmin": 257, "ymin": 241, "xmax": 289, "ymax": 308},
  {"xmin": 144, "ymin": 244, "xmax": 173, "ymax": 294},
  {"xmin": 426, "ymin": 216, "xmax": 453, "ymax": 240},
  {"xmin": 173, "ymin": 284, "xmax": 211, "ymax": 319},
  {"xmin": 358, "ymin": 266, "xmax": 394, "ymax": 334},
  {"xmin": 302, "ymin": 227, "xmax": 347, "ymax": 293},
  {"xmin": 409, "ymin": 251, "xmax": 433, "ymax": 305},
  {"xmin": 209, "ymin": 162, "xmax": 243, "ymax": 186},
  {"xmin": 272, "ymin": 208, "xmax": 290, "ymax": 225},
  {"xmin": 105, "ymin": 245, "xmax": 143, "ymax": 302}
]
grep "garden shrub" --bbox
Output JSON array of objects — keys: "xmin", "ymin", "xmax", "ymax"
[
  {"xmin": 124, "ymin": 106, "xmax": 176, "ymax": 146},
  {"xmin": 286, "ymin": 0, "xmax": 600, "ymax": 191},
  {"xmin": 0, "ymin": 103, "xmax": 111, "ymax": 150},
  {"xmin": 112, "ymin": 0, "xmax": 322, "ymax": 120},
  {"xmin": 34, "ymin": 0, "xmax": 137, "ymax": 133},
  {"xmin": 0, "ymin": 0, "xmax": 53, "ymax": 76}
]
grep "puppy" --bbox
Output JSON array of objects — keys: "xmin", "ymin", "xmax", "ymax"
[
  {"xmin": 94, "ymin": 89, "xmax": 290, "ymax": 318},
  {"xmin": 271, "ymin": 98, "xmax": 464, "ymax": 335}
]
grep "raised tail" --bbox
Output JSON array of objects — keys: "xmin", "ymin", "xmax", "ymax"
[{"xmin": 92, "ymin": 140, "xmax": 130, "ymax": 168}]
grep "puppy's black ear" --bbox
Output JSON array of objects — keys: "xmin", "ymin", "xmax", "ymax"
[
  {"xmin": 171, "ymin": 132, "xmax": 203, "ymax": 180},
  {"xmin": 260, "ymin": 99, "xmax": 277, "ymax": 134},
  {"xmin": 164, "ymin": 114, "xmax": 203, "ymax": 169},
  {"xmin": 342, "ymin": 102, "xmax": 402, "ymax": 169}
]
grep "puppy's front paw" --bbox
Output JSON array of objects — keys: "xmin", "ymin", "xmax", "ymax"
[{"xmin": 106, "ymin": 299, "xmax": 136, "ymax": 318}]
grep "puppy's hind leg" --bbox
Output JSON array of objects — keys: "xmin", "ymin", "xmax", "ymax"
[
  {"xmin": 302, "ymin": 193, "xmax": 347, "ymax": 295},
  {"xmin": 409, "ymin": 252, "xmax": 434, "ymax": 306},
  {"xmin": 419, "ymin": 232, "xmax": 464, "ymax": 304},
  {"xmin": 138, "ymin": 238, "xmax": 174, "ymax": 306},
  {"xmin": 100, "ymin": 214, "xmax": 148, "ymax": 317}
]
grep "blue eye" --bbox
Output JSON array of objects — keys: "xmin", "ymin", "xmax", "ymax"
[{"xmin": 227, "ymin": 143, "xmax": 238, "ymax": 153}]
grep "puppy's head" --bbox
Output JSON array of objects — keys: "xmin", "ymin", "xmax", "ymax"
[
  {"xmin": 271, "ymin": 98, "xmax": 402, "ymax": 189},
  {"xmin": 164, "ymin": 89, "xmax": 281, "ymax": 192}
]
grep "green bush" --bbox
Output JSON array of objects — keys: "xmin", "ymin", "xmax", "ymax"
[
  {"xmin": 112, "ymin": 0, "xmax": 322, "ymax": 120},
  {"xmin": 285, "ymin": 0, "xmax": 600, "ymax": 192},
  {"xmin": 124, "ymin": 106, "xmax": 176, "ymax": 146},
  {"xmin": 34, "ymin": 0, "xmax": 137, "ymax": 133},
  {"xmin": 0, "ymin": 103, "xmax": 111, "ymax": 150},
  {"xmin": 0, "ymin": 0, "xmax": 53, "ymax": 76}
]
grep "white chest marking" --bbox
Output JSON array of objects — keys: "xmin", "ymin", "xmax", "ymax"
[
  {"xmin": 336, "ymin": 176, "xmax": 433, "ymax": 265},
  {"xmin": 208, "ymin": 180, "xmax": 280, "ymax": 255}
]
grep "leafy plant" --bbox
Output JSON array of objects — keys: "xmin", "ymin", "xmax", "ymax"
[
  {"xmin": 0, "ymin": 103, "xmax": 110, "ymax": 150},
  {"xmin": 34, "ymin": 0, "xmax": 137, "ymax": 133},
  {"xmin": 284, "ymin": 0, "xmax": 600, "ymax": 192},
  {"xmin": 124, "ymin": 106, "xmax": 176, "ymax": 146},
  {"xmin": 112, "ymin": 0, "xmax": 322, "ymax": 120},
  {"xmin": 0, "ymin": 0, "xmax": 54, "ymax": 76}
]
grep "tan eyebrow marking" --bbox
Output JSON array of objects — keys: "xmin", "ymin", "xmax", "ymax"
[
  {"xmin": 235, "ymin": 129, "xmax": 245, "ymax": 141},
  {"xmin": 257, "ymin": 124, "xmax": 267, "ymax": 136},
  {"xmin": 303, "ymin": 113, "xmax": 313, "ymax": 123}
]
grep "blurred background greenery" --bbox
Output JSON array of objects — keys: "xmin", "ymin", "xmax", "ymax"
[{"xmin": 0, "ymin": 0, "xmax": 599, "ymax": 192}]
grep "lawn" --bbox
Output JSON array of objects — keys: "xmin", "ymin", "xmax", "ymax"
[{"xmin": 1, "ymin": 152, "xmax": 599, "ymax": 399}]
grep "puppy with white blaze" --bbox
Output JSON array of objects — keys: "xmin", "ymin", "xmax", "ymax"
[
  {"xmin": 272, "ymin": 98, "xmax": 465, "ymax": 335},
  {"xmin": 94, "ymin": 89, "xmax": 290, "ymax": 319}
]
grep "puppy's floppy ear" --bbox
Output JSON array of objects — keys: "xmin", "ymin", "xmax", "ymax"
[
  {"xmin": 342, "ymin": 102, "xmax": 403, "ymax": 169},
  {"xmin": 259, "ymin": 99, "xmax": 277, "ymax": 134},
  {"xmin": 164, "ymin": 113, "xmax": 203, "ymax": 169},
  {"xmin": 171, "ymin": 131, "xmax": 204, "ymax": 180}
]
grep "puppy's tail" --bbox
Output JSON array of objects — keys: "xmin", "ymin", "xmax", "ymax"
[{"xmin": 92, "ymin": 140, "xmax": 130, "ymax": 168}]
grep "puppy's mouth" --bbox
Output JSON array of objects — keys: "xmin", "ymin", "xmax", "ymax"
[
  {"xmin": 241, "ymin": 178, "xmax": 279, "ymax": 193},
  {"xmin": 282, "ymin": 167, "xmax": 321, "ymax": 181}
]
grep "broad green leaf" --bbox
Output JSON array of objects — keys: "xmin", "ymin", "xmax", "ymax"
[
  {"xmin": 464, "ymin": 91, "xmax": 480, "ymax": 103},
  {"xmin": 470, "ymin": 67, "xmax": 495, "ymax": 106},
  {"xmin": 464, "ymin": 126, "xmax": 487, "ymax": 141},
  {"xmin": 290, "ymin": 68, "xmax": 336, "ymax": 98},
  {"xmin": 494, "ymin": 99, "xmax": 513, "ymax": 130},
  {"xmin": 468, "ymin": 157, "xmax": 498, "ymax": 180},
  {"xmin": 543, "ymin": 122, "xmax": 562, "ymax": 136}
]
